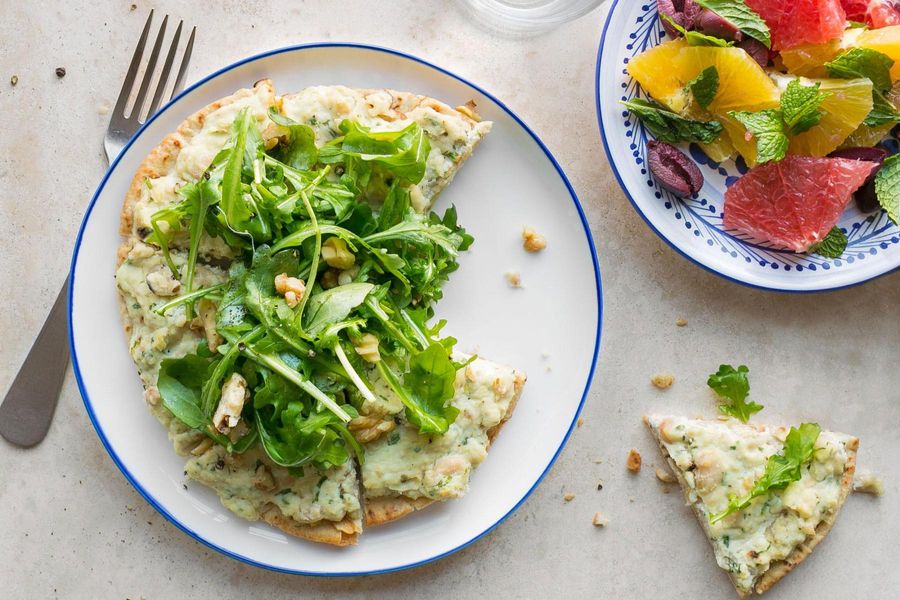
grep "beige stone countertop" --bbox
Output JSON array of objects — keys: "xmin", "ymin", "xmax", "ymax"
[{"xmin": 1, "ymin": 1, "xmax": 897, "ymax": 598}]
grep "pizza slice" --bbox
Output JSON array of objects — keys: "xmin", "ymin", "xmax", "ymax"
[
  {"xmin": 645, "ymin": 415, "xmax": 859, "ymax": 598},
  {"xmin": 359, "ymin": 355, "xmax": 525, "ymax": 526}
]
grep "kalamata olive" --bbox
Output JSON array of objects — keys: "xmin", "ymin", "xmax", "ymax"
[
  {"xmin": 657, "ymin": 0, "xmax": 701, "ymax": 38},
  {"xmin": 737, "ymin": 38, "xmax": 772, "ymax": 68},
  {"xmin": 855, "ymin": 178, "xmax": 881, "ymax": 213},
  {"xmin": 828, "ymin": 147, "xmax": 888, "ymax": 213},
  {"xmin": 828, "ymin": 147, "xmax": 889, "ymax": 163},
  {"xmin": 695, "ymin": 8, "xmax": 742, "ymax": 41},
  {"xmin": 648, "ymin": 141, "xmax": 704, "ymax": 197}
]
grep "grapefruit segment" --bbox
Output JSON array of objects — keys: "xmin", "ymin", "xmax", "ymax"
[
  {"xmin": 724, "ymin": 156, "xmax": 876, "ymax": 251},
  {"xmin": 867, "ymin": 0, "xmax": 900, "ymax": 27},
  {"xmin": 745, "ymin": 0, "xmax": 847, "ymax": 51}
]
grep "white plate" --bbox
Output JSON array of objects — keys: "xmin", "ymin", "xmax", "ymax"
[
  {"xmin": 596, "ymin": 0, "xmax": 900, "ymax": 292},
  {"xmin": 69, "ymin": 43, "xmax": 602, "ymax": 575}
]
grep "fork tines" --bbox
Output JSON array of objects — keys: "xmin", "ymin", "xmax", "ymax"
[{"xmin": 113, "ymin": 9, "xmax": 196, "ymax": 125}]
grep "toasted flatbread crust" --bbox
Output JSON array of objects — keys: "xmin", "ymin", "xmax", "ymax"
[
  {"xmin": 365, "ymin": 372, "xmax": 526, "ymax": 527},
  {"xmin": 260, "ymin": 505, "xmax": 361, "ymax": 547},
  {"xmin": 643, "ymin": 416, "xmax": 858, "ymax": 598}
]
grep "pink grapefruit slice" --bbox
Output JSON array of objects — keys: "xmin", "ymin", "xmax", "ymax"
[{"xmin": 724, "ymin": 156, "xmax": 876, "ymax": 252}]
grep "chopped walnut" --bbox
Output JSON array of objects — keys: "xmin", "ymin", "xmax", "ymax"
[
  {"xmin": 348, "ymin": 416, "xmax": 395, "ymax": 443},
  {"xmin": 354, "ymin": 333, "xmax": 381, "ymax": 363},
  {"xmin": 626, "ymin": 448, "xmax": 642, "ymax": 473},
  {"xmin": 455, "ymin": 100, "xmax": 481, "ymax": 122},
  {"xmin": 190, "ymin": 438, "xmax": 214, "ymax": 456},
  {"xmin": 274, "ymin": 272, "xmax": 306, "ymax": 308},
  {"xmin": 338, "ymin": 265, "xmax": 360, "ymax": 286},
  {"xmin": 212, "ymin": 373, "xmax": 249, "ymax": 433},
  {"xmin": 563, "ymin": 493, "xmax": 575, "ymax": 502},
  {"xmin": 143, "ymin": 386, "xmax": 161, "ymax": 407},
  {"xmin": 193, "ymin": 298, "xmax": 223, "ymax": 352},
  {"xmin": 655, "ymin": 466, "xmax": 676, "ymax": 484},
  {"xmin": 592, "ymin": 512, "xmax": 609, "ymax": 527},
  {"xmin": 651, "ymin": 373, "xmax": 675, "ymax": 389},
  {"xmin": 321, "ymin": 237, "xmax": 356, "ymax": 269},
  {"xmin": 505, "ymin": 271, "xmax": 522, "ymax": 288},
  {"xmin": 522, "ymin": 227, "xmax": 547, "ymax": 253}
]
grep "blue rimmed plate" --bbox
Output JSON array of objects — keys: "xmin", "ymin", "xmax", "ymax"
[
  {"xmin": 69, "ymin": 43, "xmax": 601, "ymax": 575},
  {"xmin": 596, "ymin": 0, "xmax": 900, "ymax": 292}
]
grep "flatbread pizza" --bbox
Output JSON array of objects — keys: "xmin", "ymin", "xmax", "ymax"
[{"xmin": 115, "ymin": 80, "xmax": 523, "ymax": 546}]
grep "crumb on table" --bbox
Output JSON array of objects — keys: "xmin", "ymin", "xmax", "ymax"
[
  {"xmin": 505, "ymin": 271, "xmax": 522, "ymax": 288},
  {"xmin": 577, "ymin": 418, "xmax": 584, "ymax": 428},
  {"xmin": 675, "ymin": 318, "xmax": 688, "ymax": 327},
  {"xmin": 655, "ymin": 466, "xmax": 676, "ymax": 484},
  {"xmin": 592, "ymin": 512, "xmax": 609, "ymax": 527},
  {"xmin": 651, "ymin": 373, "xmax": 675, "ymax": 389},
  {"xmin": 626, "ymin": 448, "xmax": 642, "ymax": 473},
  {"xmin": 853, "ymin": 471, "xmax": 884, "ymax": 496},
  {"xmin": 522, "ymin": 227, "xmax": 547, "ymax": 253}
]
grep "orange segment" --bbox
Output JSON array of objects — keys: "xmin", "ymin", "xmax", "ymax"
[
  {"xmin": 626, "ymin": 40, "xmax": 781, "ymax": 165},
  {"xmin": 782, "ymin": 77, "xmax": 874, "ymax": 156},
  {"xmin": 781, "ymin": 26, "xmax": 900, "ymax": 81}
]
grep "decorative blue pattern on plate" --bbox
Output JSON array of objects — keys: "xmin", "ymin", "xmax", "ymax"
[{"xmin": 597, "ymin": 0, "xmax": 900, "ymax": 291}]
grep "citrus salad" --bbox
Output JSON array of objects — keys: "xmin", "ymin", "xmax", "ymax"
[{"xmin": 624, "ymin": 0, "xmax": 900, "ymax": 257}]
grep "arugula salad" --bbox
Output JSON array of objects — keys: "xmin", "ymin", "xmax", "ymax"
[{"xmin": 147, "ymin": 107, "xmax": 475, "ymax": 471}]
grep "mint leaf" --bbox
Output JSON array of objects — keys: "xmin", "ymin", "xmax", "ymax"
[
  {"xmin": 707, "ymin": 364, "xmax": 762, "ymax": 423},
  {"xmin": 693, "ymin": 0, "xmax": 772, "ymax": 49},
  {"xmin": 875, "ymin": 154, "xmax": 900, "ymax": 224},
  {"xmin": 808, "ymin": 227, "xmax": 848, "ymax": 258},
  {"xmin": 710, "ymin": 423, "xmax": 820, "ymax": 524},
  {"xmin": 622, "ymin": 99, "xmax": 724, "ymax": 144},
  {"xmin": 660, "ymin": 14, "xmax": 733, "ymax": 47},
  {"xmin": 781, "ymin": 79, "xmax": 830, "ymax": 135},
  {"xmin": 729, "ymin": 109, "xmax": 789, "ymax": 164},
  {"xmin": 826, "ymin": 48, "xmax": 895, "ymax": 94},
  {"xmin": 863, "ymin": 93, "xmax": 900, "ymax": 127},
  {"xmin": 687, "ymin": 66, "xmax": 720, "ymax": 109}
]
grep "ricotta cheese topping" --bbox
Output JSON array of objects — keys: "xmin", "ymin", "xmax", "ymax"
[
  {"xmin": 186, "ymin": 446, "xmax": 361, "ymax": 525},
  {"xmin": 647, "ymin": 415, "xmax": 856, "ymax": 593},
  {"xmin": 361, "ymin": 356, "xmax": 523, "ymax": 500}
]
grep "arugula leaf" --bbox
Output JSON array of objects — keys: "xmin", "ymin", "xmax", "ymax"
[
  {"xmin": 808, "ymin": 227, "xmax": 848, "ymax": 258},
  {"xmin": 707, "ymin": 364, "xmax": 762, "ymax": 423},
  {"xmin": 660, "ymin": 14, "xmax": 733, "ymax": 47},
  {"xmin": 686, "ymin": 66, "xmax": 720, "ymax": 109},
  {"xmin": 826, "ymin": 48, "xmax": 894, "ymax": 93},
  {"xmin": 377, "ymin": 356, "xmax": 460, "ymax": 435},
  {"xmin": 875, "ymin": 154, "xmax": 900, "ymax": 224},
  {"xmin": 157, "ymin": 355, "xmax": 210, "ymax": 430},
  {"xmin": 693, "ymin": 0, "xmax": 771, "ymax": 48},
  {"xmin": 780, "ymin": 79, "xmax": 830, "ymax": 135},
  {"xmin": 728, "ymin": 109, "xmax": 789, "ymax": 164},
  {"xmin": 303, "ymin": 282, "xmax": 375, "ymax": 336},
  {"xmin": 320, "ymin": 120, "xmax": 431, "ymax": 184},
  {"xmin": 710, "ymin": 423, "xmax": 821, "ymax": 523},
  {"xmin": 267, "ymin": 108, "xmax": 318, "ymax": 171},
  {"xmin": 621, "ymin": 99, "xmax": 723, "ymax": 144},
  {"xmin": 220, "ymin": 108, "xmax": 254, "ymax": 229},
  {"xmin": 180, "ymin": 178, "xmax": 219, "ymax": 316}
]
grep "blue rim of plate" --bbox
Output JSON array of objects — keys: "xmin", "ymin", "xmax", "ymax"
[
  {"xmin": 595, "ymin": 0, "xmax": 900, "ymax": 293},
  {"xmin": 68, "ymin": 42, "xmax": 603, "ymax": 577}
]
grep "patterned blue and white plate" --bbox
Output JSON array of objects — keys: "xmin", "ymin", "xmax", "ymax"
[{"xmin": 596, "ymin": 0, "xmax": 900, "ymax": 292}]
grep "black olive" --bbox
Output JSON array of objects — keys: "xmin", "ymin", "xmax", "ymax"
[{"xmin": 855, "ymin": 178, "xmax": 880, "ymax": 213}]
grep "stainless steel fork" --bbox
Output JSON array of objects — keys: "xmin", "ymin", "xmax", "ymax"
[{"xmin": 0, "ymin": 11, "xmax": 196, "ymax": 447}]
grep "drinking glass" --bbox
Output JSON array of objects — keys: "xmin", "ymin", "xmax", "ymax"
[{"xmin": 459, "ymin": 0, "xmax": 608, "ymax": 35}]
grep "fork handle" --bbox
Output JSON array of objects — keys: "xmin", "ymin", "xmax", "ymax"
[{"xmin": 0, "ymin": 279, "xmax": 70, "ymax": 447}]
